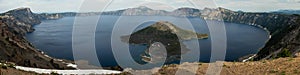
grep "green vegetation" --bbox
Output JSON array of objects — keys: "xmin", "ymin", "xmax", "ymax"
[
  {"xmin": 277, "ymin": 48, "xmax": 292, "ymax": 58},
  {"xmin": 262, "ymin": 60, "xmax": 266, "ymax": 63},
  {"xmin": 50, "ymin": 71, "xmax": 59, "ymax": 75},
  {"xmin": 222, "ymin": 64, "xmax": 230, "ymax": 68},
  {"xmin": 294, "ymin": 69, "xmax": 300, "ymax": 74},
  {"xmin": 0, "ymin": 62, "xmax": 15, "ymax": 69},
  {"xmin": 280, "ymin": 71, "xmax": 286, "ymax": 75},
  {"xmin": 1, "ymin": 66, "xmax": 8, "ymax": 69},
  {"xmin": 288, "ymin": 57, "xmax": 294, "ymax": 61},
  {"xmin": 269, "ymin": 69, "xmax": 278, "ymax": 73}
]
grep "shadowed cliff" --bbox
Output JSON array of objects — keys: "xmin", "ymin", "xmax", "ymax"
[
  {"xmin": 0, "ymin": 8, "xmax": 73, "ymax": 69},
  {"xmin": 201, "ymin": 7, "xmax": 300, "ymax": 60}
]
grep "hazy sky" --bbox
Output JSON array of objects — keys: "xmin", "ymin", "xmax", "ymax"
[{"xmin": 0, "ymin": 0, "xmax": 300, "ymax": 13}]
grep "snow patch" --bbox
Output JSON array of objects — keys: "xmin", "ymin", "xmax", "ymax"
[
  {"xmin": 242, "ymin": 54, "xmax": 257, "ymax": 62},
  {"xmin": 15, "ymin": 66, "xmax": 122, "ymax": 75},
  {"xmin": 66, "ymin": 63, "xmax": 77, "ymax": 68}
]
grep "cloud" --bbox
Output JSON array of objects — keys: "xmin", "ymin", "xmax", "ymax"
[
  {"xmin": 0, "ymin": 0, "xmax": 86, "ymax": 13},
  {"xmin": 215, "ymin": 0, "xmax": 300, "ymax": 12},
  {"xmin": 0, "ymin": 0, "xmax": 299, "ymax": 13}
]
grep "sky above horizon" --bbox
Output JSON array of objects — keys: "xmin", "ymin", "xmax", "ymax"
[{"xmin": 0, "ymin": 0, "xmax": 300, "ymax": 13}]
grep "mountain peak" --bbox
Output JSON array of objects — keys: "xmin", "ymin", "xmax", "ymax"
[
  {"xmin": 7, "ymin": 7, "xmax": 32, "ymax": 13},
  {"xmin": 3, "ymin": 7, "xmax": 41, "ymax": 25},
  {"xmin": 134, "ymin": 6, "xmax": 153, "ymax": 10},
  {"xmin": 176, "ymin": 7, "xmax": 199, "ymax": 10},
  {"xmin": 151, "ymin": 21, "xmax": 177, "ymax": 31},
  {"xmin": 137, "ymin": 6, "xmax": 151, "ymax": 9},
  {"xmin": 15, "ymin": 7, "xmax": 31, "ymax": 10}
]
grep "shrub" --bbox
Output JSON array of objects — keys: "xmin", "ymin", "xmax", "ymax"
[
  {"xmin": 50, "ymin": 71, "xmax": 59, "ymax": 75},
  {"xmin": 277, "ymin": 48, "xmax": 292, "ymax": 58},
  {"xmin": 269, "ymin": 69, "xmax": 278, "ymax": 73},
  {"xmin": 1, "ymin": 66, "xmax": 7, "ymax": 69},
  {"xmin": 8, "ymin": 64, "xmax": 15, "ymax": 68},
  {"xmin": 262, "ymin": 60, "xmax": 266, "ymax": 63},
  {"xmin": 293, "ymin": 69, "xmax": 300, "ymax": 74},
  {"xmin": 280, "ymin": 71, "xmax": 286, "ymax": 75}
]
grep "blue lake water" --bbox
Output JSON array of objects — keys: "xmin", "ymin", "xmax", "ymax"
[{"xmin": 26, "ymin": 15, "xmax": 269, "ymax": 67}]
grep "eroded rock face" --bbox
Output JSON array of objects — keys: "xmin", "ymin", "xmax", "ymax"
[
  {"xmin": 102, "ymin": 6, "xmax": 202, "ymax": 17},
  {"xmin": 0, "ymin": 8, "xmax": 73, "ymax": 69},
  {"xmin": 201, "ymin": 7, "xmax": 300, "ymax": 60},
  {"xmin": 37, "ymin": 13, "xmax": 63, "ymax": 20},
  {"xmin": 0, "ymin": 8, "xmax": 40, "ymax": 34},
  {"xmin": 1, "ymin": 8, "xmax": 41, "ymax": 25}
]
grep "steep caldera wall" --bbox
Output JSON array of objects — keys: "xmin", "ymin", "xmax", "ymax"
[
  {"xmin": 0, "ymin": 8, "xmax": 72, "ymax": 69},
  {"xmin": 202, "ymin": 8, "xmax": 300, "ymax": 60}
]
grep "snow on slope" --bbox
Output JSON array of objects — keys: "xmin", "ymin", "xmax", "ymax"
[{"xmin": 15, "ymin": 66, "xmax": 122, "ymax": 74}]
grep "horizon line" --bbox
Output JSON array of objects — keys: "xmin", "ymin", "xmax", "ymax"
[{"xmin": 1, "ymin": 6, "xmax": 294, "ymax": 14}]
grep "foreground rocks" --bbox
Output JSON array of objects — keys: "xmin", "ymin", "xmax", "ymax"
[{"xmin": 122, "ymin": 55, "xmax": 300, "ymax": 75}]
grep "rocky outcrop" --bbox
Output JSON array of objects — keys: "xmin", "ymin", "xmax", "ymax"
[
  {"xmin": 0, "ymin": 8, "xmax": 40, "ymax": 34},
  {"xmin": 102, "ymin": 6, "xmax": 168, "ymax": 16},
  {"xmin": 37, "ymin": 13, "xmax": 63, "ymax": 20},
  {"xmin": 201, "ymin": 7, "xmax": 300, "ymax": 60},
  {"xmin": 171, "ymin": 7, "xmax": 201, "ymax": 17},
  {"xmin": 119, "ymin": 6, "xmax": 169, "ymax": 16},
  {"xmin": 0, "ymin": 8, "xmax": 73, "ymax": 69}
]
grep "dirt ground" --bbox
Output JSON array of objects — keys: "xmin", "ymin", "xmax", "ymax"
[{"xmin": 153, "ymin": 53, "xmax": 300, "ymax": 75}]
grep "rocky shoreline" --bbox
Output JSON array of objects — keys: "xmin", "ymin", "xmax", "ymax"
[
  {"xmin": 202, "ymin": 8, "xmax": 300, "ymax": 61},
  {"xmin": 0, "ymin": 8, "xmax": 74, "ymax": 69}
]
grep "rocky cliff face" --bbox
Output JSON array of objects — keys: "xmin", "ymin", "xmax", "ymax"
[
  {"xmin": 102, "ymin": 6, "xmax": 201, "ymax": 17},
  {"xmin": 37, "ymin": 13, "xmax": 63, "ymax": 20},
  {"xmin": 202, "ymin": 8, "xmax": 300, "ymax": 60},
  {"xmin": 0, "ymin": 8, "xmax": 40, "ymax": 34},
  {"xmin": 171, "ymin": 8, "xmax": 201, "ymax": 17},
  {"xmin": 0, "ymin": 8, "xmax": 73, "ymax": 69},
  {"xmin": 41, "ymin": 6, "xmax": 202, "ymax": 17}
]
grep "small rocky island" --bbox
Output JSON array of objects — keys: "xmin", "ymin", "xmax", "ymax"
[{"xmin": 121, "ymin": 21, "xmax": 208, "ymax": 63}]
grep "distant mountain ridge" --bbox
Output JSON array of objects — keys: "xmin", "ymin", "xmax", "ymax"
[
  {"xmin": 45, "ymin": 6, "xmax": 202, "ymax": 17},
  {"xmin": 272, "ymin": 10, "xmax": 300, "ymax": 15}
]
